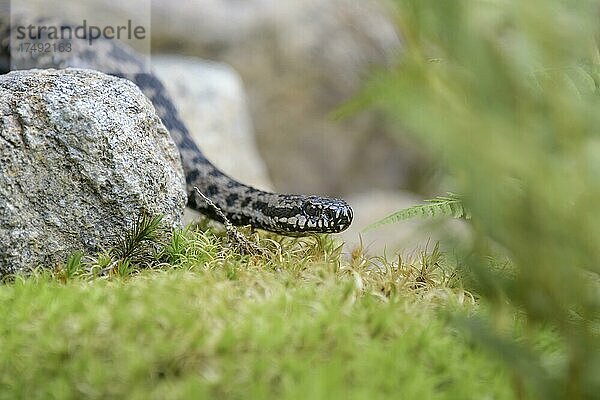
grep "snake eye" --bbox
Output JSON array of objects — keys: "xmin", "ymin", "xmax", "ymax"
[{"xmin": 303, "ymin": 203, "xmax": 320, "ymax": 217}]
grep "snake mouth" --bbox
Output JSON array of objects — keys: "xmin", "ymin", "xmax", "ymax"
[{"xmin": 268, "ymin": 196, "xmax": 353, "ymax": 234}]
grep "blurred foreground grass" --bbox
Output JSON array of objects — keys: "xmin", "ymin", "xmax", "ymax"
[{"xmin": 0, "ymin": 228, "xmax": 519, "ymax": 399}]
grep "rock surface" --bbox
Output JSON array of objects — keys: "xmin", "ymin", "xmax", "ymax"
[{"xmin": 0, "ymin": 68, "xmax": 186, "ymax": 274}]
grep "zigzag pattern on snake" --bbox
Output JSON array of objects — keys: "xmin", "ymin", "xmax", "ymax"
[{"xmin": 0, "ymin": 14, "xmax": 353, "ymax": 234}]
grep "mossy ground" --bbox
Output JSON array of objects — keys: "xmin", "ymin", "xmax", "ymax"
[{"xmin": 0, "ymin": 225, "xmax": 520, "ymax": 399}]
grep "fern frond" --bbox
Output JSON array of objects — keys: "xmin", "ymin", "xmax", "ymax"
[{"xmin": 363, "ymin": 194, "xmax": 469, "ymax": 232}]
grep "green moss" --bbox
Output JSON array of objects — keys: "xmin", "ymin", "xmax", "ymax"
[{"xmin": 0, "ymin": 227, "xmax": 515, "ymax": 399}]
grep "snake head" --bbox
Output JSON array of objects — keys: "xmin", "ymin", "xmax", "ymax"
[{"xmin": 269, "ymin": 195, "xmax": 353, "ymax": 234}]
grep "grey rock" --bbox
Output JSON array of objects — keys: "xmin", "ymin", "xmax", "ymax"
[{"xmin": 0, "ymin": 68, "xmax": 186, "ymax": 274}]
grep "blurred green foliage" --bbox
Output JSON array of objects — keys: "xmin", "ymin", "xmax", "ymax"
[
  {"xmin": 1, "ymin": 230, "xmax": 513, "ymax": 399},
  {"xmin": 363, "ymin": 0, "xmax": 600, "ymax": 398}
]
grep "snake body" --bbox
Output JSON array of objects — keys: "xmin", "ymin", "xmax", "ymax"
[{"xmin": 0, "ymin": 15, "xmax": 353, "ymax": 234}]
